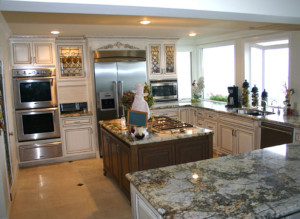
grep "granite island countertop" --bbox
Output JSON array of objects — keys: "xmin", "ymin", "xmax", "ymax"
[
  {"xmin": 126, "ymin": 143, "xmax": 300, "ymax": 218},
  {"xmin": 152, "ymin": 100, "xmax": 300, "ymax": 128},
  {"xmin": 99, "ymin": 119, "xmax": 213, "ymax": 146}
]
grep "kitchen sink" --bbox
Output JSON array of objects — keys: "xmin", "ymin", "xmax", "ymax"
[
  {"xmin": 246, "ymin": 110, "xmax": 274, "ymax": 116},
  {"xmin": 227, "ymin": 108, "xmax": 275, "ymax": 116}
]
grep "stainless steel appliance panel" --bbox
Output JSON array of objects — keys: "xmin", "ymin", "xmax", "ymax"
[
  {"xmin": 19, "ymin": 141, "xmax": 62, "ymax": 162},
  {"xmin": 117, "ymin": 61, "xmax": 147, "ymax": 117},
  {"xmin": 94, "ymin": 62, "xmax": 118, "ymax": 120},
  {"xmin": 13, "ymin": 76, "xmax": 57, "ymax": 109},
  {"xmin": 150, "ymin": 80, "xmax": 178, "ymax": 101},
  {"xmin": 16, "ymin": 107, "xmax": 60, "ymax": 141}
]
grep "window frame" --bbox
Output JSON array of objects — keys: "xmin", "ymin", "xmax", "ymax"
[{"xmin": 199, "ymin": 40, "xmax": 236, "ymax": 100}]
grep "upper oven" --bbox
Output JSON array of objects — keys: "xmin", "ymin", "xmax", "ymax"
[
  {"xmin": 13, "ymin": 69, "xmax": 57, "ymax": 109},
  {"xmin": 150, "ymin": 79, "xmax": 178, "ymax": 101}
]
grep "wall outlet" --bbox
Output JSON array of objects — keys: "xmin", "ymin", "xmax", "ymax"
[{"xmin": 295, "ymin": 133, "xmax": 300, "ymax": 142}]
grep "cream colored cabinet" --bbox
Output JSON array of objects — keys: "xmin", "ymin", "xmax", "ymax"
[
  {"xmin": 148, "ymin": 41, "xmax": 177, "ymax": 79},
  {"xmin": 179, "ymin": 108, "xmax": 189, "ymax": 123},
  {"xmin": 56, "ymin": 42, "xmax": 87, "ymax": 79},
  {"xmin": 218, "ymin": 115, "xmax": 256, "ymax": 155},
  {"xmin": 61, "ymin": 116, "xmax": 94, "ymax": 155},
  {"xmin": 205, "ymin": 120, "xmax": 218, "ymax": 152},
  {"xmin": 151, "ymin": 108, "xmax": 179, "ymax": 120},
  {"xmin": 131, "ymin": 184, "xmax": 162, "ymax": 219},
  {"xmin": 189, "ymin": 108, "xmax": 197, "ymax": 125},
  {"xmin": 219, "ymin": 123, "xmax": 235, "ymax": 154},
  {"xmin": 10, "ymin": 40, "xmax": 55, "ymax": 66}
]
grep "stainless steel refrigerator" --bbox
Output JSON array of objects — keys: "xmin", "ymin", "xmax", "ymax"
[{"xmin": 93, "ymin": 50, "xmax": 147, "ymax": 155}]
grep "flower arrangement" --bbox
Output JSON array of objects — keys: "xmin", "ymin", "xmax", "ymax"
[
  {"xmin": 121, "ymin": 82, "xmax": 154, "ymax": 111},
  {"xmin": 283, "ymin": 83, "xmax": 295, "ymax": 105},
  {"xmin": 192, "ymin": 77, "xmax": 204, "ymax": 100}
]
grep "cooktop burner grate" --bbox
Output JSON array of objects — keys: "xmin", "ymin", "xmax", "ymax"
[{"xmin": 151, "ymin": 116, "xmax": 193, "ymax": 131}]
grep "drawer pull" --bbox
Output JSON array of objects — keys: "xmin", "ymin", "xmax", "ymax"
[{"xmin": 208, "ymin": 126, "xmax": 213, "ymax": 129}]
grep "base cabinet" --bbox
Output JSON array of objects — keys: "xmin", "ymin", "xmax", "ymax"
[
  {"xmin": 100, "ymin": 125, "xmax": 213, "ymax": 200},
  {"xmin": 65, "ymin": 127, "xmax": 93, "ymax": 154},
  {"xmin": 62, "ymin": 116, "xmax": 94, "ymax": 156}
]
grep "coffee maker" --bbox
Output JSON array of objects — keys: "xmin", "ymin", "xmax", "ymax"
[{"xmin": 226, "ymin": 86, "xmax": 239, "ymax": 107}]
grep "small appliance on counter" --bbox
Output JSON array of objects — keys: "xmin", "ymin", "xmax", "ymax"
[
  {"xmin": 60, "ymin": 102, "xmax": 88, "ymax": 114},
  {"xmin": 226, "ymin": 86, "xmax": 239, "ymax": 108}
]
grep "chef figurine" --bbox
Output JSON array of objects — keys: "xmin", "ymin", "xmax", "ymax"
[{"xmin": 131, "ymin": 83, "xmax": 150, "ymax": 119}]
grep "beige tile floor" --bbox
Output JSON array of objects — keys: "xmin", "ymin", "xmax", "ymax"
[{"xmin": 10, "ymin": 158, "xmax": 132, "ymax": 219}]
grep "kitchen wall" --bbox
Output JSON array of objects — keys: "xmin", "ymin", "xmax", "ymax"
[
  {"xmin": 0, "ymin": 12, "xmax": 17, "ymax": 219},
  {"xmin": 178, "ymin": 30, "xmax": 300, "ymax": 114}
]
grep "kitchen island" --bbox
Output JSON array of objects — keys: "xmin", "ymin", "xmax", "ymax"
[
  {"xmin": 99, "ymin": 118, "xmax": 213, "ymax": 199},
  {"xmin": 126, "ymin": 143, "xmax": 300, "ymax": 219}
]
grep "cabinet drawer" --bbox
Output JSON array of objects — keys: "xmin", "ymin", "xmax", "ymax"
[
  {"xmin": 219, "ymin": 115, "xmax": 254, "ymax": 129},
  {"xmin": 205, "ymin": 111, "xmax": 218, "ymax": 120},
  {"xmin": 62, "ymin": 117, "xmax": 92, "ymax": 127},
  {"xmin": 197, "ymin": 110, "xmax": 205, "ymax": 118},
  {"xmin": 197, "ymin": 119, "xmax": 205, "ymax": 127},
  {"xmin": 19, "ymin": 142, "xmax": 62, "ymax": 162}
]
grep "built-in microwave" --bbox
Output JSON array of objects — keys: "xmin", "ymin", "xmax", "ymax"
[{"xmin": 150, "ymin": 79, "xmax": 178, "ymax": 101}]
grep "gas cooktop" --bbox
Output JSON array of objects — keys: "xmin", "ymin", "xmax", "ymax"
[{"xmin": 151, "ymin": 116, "xmax": 193, "ymax": 131}]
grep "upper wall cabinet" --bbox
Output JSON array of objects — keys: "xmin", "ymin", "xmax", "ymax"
[
  {"xmin": 10, "ymin": 39, "xmax": 55, "ymax": 67},
  {"xmin": 56, "ymin": 39, "xmax": 87, "ymax": 81},
  {"xmin": 147, "ymin": 40, "xmax": 177, "ymax": 79}
]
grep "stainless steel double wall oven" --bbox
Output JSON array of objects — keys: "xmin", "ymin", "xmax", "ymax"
[{"xmin": 13, "ymin": 69, "xmax": 62, "ymax": 162}]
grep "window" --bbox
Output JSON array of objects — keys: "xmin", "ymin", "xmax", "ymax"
[
  {"xmin": 248, "ymin": 39, "xmax": 289, "ymax": 106},
  {"xmin": 177, "ymin": 52, "xmax": 192, "ymax": 99},
  {"xmin": 201, "ymin": 44, "xmax": 235, "ymax": 101}
]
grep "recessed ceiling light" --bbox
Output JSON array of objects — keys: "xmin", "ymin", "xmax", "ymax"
[
  {"xmin": 140, "ymin": 20, "xmax": 151, "ymax": 25},
  {"xmin": 189, "ymin": 33, "xmax": 197, "ymax": 37},
  {"xmin": 51, "ymin": 31, "xmax": 60, "ymax": 35}
]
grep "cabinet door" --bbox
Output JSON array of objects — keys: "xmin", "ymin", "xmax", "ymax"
[
  {"xmin": 102, "ymin": 134, "xmax": 111, "ymax": 172},
  {"xmin": 206, "ymin": 120, "xmax": 218, "ymax": 150},
  {"xmin": 138, "ymin": 145, "xmax": 174, "ymax": 171},
  {"xmin": 175, "ymin": 139, "xmax": 209, "ymax": 164},
  {"xmin": 110, "ymin": 140, "xmax": 120, "ymax": 182},
  {"xmin": 58, "ymin": 45, "xmax": 85, "ymax": 78},
  {"xmin": 219, "ymin": 124, "xmax": 234, "ymax": 154},
  {"xmin": 149, "ymin": 45, "xmax": 161, "ymax": 75},
  {"xmin": 119, "ymin": 143, "xmax": 131, "ymax": 197},
  {"xmin": 11, "ymin": 43, "xmax": 32, "ymax": 65},
  {"xmin": 34, "ymin": 43, "xmax": 54, "ymax": 65},
  {"xmin": 236, "ymin": 129, "xmax": 254, "ymax": 153},
  {"xmin": 65, "ymin": 127, "xmax": 93, "ymax": 154},
  {"xmin": 189, "ymin": 109, "xmax": 197, "ymax": 125},
  {"xmin": 179, "ymin": 109, "xmax": 189, "ymax": 123},
  {"xmin": 164, "ymin": 44, "xmax": 175, "ymax": 75}
]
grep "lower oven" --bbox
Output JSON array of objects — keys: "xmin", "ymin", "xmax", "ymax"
[
  {"xmin": 16, "ymin": 107, "xmax": 60, "ymax": 142},
  {"xmin": 150, "ymin": 79, "xmax": 178, "ymax": 101}
]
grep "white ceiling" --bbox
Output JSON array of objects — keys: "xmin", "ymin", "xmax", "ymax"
[{"xmin": 1, "ymin": 0, "xmax": 300, "ymax": 39}]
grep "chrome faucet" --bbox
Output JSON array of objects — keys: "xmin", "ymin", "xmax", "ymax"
[{"xmin": 271, "ymin": 100, "xmax": 280, "ymax": 115}]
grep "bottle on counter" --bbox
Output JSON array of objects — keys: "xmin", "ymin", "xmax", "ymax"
[
  {"xmin": 242, "ymin": 80, "xmax": 250, "ymax": 107},
  {"xmin": 261, "ymin": 89, "xmax": 268, "ymax": 108},
  {"xmin": 251, "ymin": 85, "xmax": 259, "ymax": 107}
]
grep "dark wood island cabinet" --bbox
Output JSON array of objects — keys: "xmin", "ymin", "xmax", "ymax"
[{"xmin": 100, "ymin": 119, "xmax": 213, "ymax": 199}]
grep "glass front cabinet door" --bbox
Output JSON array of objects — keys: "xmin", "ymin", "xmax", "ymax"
[
  {"xmin": 58, "ymin": 46, "xmax": 85, "ymax": 78},
  {"xmin": 149, "ymin": 43, "xmax": 176, "ymax": 77}
]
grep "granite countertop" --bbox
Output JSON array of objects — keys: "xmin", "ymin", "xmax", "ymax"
[
  {"xmin": 126, "ymin": 144, "xmax": 300, "ymax": 218},
  {"xmin": 99, "ymin": 119, "xmax": 213, "ymax": 146},
  {"xmin": 152, "ymin": 100, "xmax": 300, "ymax": 128},
  {"xmin": 60, "ymin": 111, "xmax": 93, "ymax": 118}
]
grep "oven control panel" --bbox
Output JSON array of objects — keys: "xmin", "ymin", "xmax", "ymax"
[{"xmin": 12, "ymin": 69, "xmax": 55, "ymax": 77}]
